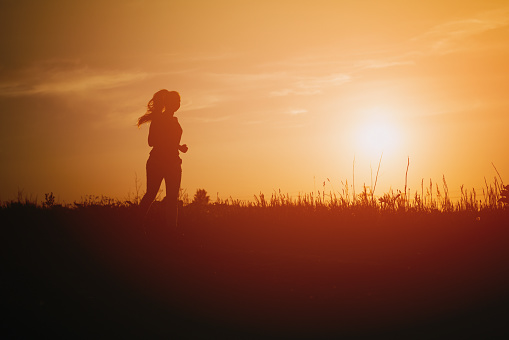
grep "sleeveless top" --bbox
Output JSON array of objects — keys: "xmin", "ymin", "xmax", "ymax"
[{"xmin": 147, "ymin": 114, "xmax": 183, "ymax": 162}]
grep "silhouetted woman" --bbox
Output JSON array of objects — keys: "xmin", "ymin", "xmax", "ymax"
[{"xmin": 137, "ymin": 90, "xmax": 188, "ymax": 227}]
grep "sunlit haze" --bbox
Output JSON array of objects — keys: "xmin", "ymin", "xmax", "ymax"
[{"xmin": 1, "ymin": 0, "xmax": 508, "ymax": 203}]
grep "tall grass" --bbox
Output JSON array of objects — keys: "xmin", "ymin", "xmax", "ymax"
[
  {"xmin": 2, "ymin": 169, "xmax": 507, "ymax": 215},
  {"xmin": 247, "ymin": 175, "xmax": 506, "ymax": 213}
]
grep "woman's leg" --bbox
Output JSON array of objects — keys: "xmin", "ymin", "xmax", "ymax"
[
  {"xmin": 139, "ymin": 156, "xmax": 164, "ymax": 217},
  {"xmin": 163, "ymin": 163, "xmax": 182, "ymax": 228}
]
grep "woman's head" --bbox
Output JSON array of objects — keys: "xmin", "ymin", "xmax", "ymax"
[
  {"xmin": 150, "ymin": 89, "xmax": 181, "ymax": 113},
  {"xmin": 138, "ymin": 90, "xmax": 180, "ymax": 126}
]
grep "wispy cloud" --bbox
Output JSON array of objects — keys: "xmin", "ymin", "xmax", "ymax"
[
  {"xmin": 200, "ymin": 69, "xmax": 352, "ymax": 99},
  {"xmin": 286, "ymin": 108, "xmax": 307, "ymax": 115},
  {"xmin": 320, "ymin": 6, "xmax": 509, "ymax": 81},
  {"xmin": 322, "ymin": 6, "xmax": 509, "ymax": 77},
  {"xmin": 297, "ymin": 73, "xmax": 351, "ymax": 89},
  {"xmin": 243, "ymin": 120, "xmax": 264, "ymax": 125},
  {"xmin": 206, "ymin": 71, "xmax": 287, "ymax": 88},
  {"xmin": 36, "ymin": 72, "xmax": 148, "ymax": 94},
  {"xmin": 0, "ymin": 61, "xmax": 149, "ymax": 96},
  {"xmin": 270, "ymin": 122, "xmax": 306, "ymax": 130},
  {"xmin": 270, "ymin": 88, "xmax": 318, "ymax": 97},
  {"xmin": 410, "ymin": 7, "xmax": 509, "ymax": 56},
  {"xmin": 156, "ymin": 51, "xmax": 241, "ymax": 65},
  {"xmin": 190, "ymin": 115, "xmax": 231, "ymax": 124},
  {"xmin": 356, "ymin": 60, "xmax": 415, "ymax": 70},
  {"xmin": 271, "ymin": 73, "xmax": 350, "ymax": 97},
  {"xmin": 181, "ymin": 92, "xmax": 233, "ymax": 112}
]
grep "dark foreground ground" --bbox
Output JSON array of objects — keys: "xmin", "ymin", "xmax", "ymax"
[{"xmin": 2, "ymin": 204, "xmax": 509, "ymax": 339}]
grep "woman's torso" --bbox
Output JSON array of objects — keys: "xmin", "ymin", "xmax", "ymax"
[{"xmin": 148, "ymin": 114, "xmax": 182, "ymax": 160}]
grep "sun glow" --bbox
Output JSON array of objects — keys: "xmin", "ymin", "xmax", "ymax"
[{"xmin": 354, "ymin": 107, "xmax": 402, "ymax": 160}]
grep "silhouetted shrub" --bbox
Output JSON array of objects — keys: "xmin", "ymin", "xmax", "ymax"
[{"xmin": 192, "ymin": 189, "xmax": 210, "ymax": 206}]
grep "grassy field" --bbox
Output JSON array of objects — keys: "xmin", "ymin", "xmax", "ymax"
[{"xmin": 2, "ymin": 181, "xmax": 509, "ymax": 339}]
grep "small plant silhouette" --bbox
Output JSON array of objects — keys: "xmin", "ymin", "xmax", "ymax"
[
  {"xmin": 500, "ymin": 185, "xmax": 509, "ymax": 205},
  {"xmin": 192, "ymin": 189, "xmax": 210, "ymax": 206},
  {"xmin": 43, "ymin": 192, "xmax": 55, "ymax": 208}
]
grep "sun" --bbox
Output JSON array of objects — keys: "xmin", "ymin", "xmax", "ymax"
[{"xmin": 354, "ymin": 107, "xmax": 402, "ymax": 160}]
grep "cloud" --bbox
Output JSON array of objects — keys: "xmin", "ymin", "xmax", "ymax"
[
  {"xmin": 0, "ymin": 61, "xmax": 149, "ymax": 96},
  {"xmin": 332, "ymin": 7, "xmax": 509, "ymax": 79},
  {"xmin": 271, "ymin": 73, "xmax": 350, "ymax": 97},
  {"xmin": 201, "ymin": 69, "xmax": 352, "ymax": 99},
  {"xmin": 356, "ymin": 60, "xmax": 415, "ymax": 70},
  {"xmin": 270, "ymin": 88, "xmax": 318, "ymax": 97},
  {"xmin": 206, "ymin": 71, "xmax": 287, "ymax": 88},
  {"xmin": 410, "ymin": 7, "xmax": 509, "ymax": 56},
  {"xmin": 190, "ymin": 115, "xmax": 231, "ymax": 124},
  {"xmin": 37, "ymin": 72, "xmax": 148, "ymax": 94},
  {"xmin": 181, "ymin": 92, "xmax": 233, "ymax": 112},
  {"xmin": 156, "ymin": 51, "xmax": 241, "ymax": 64},
  {"xmin": 286, "ymin": 109, "xmax": 307, "ymax": 115},
  {"xmin": 243, "ymin": 120, "xmax": 264, "ymax": 125},
  {"xmin": 297, "ymin": 73, "xmax": 351, "ymax": 89}
]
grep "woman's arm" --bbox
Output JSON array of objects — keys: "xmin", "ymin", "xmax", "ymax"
[{"xmin": 148, "ymin": 121, "xmax": 157, "ymax": 147}]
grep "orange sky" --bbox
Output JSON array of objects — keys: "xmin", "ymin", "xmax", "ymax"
[{"xmin": 1, "ymin": 0, "xmax": 509, "ymax": 204}]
